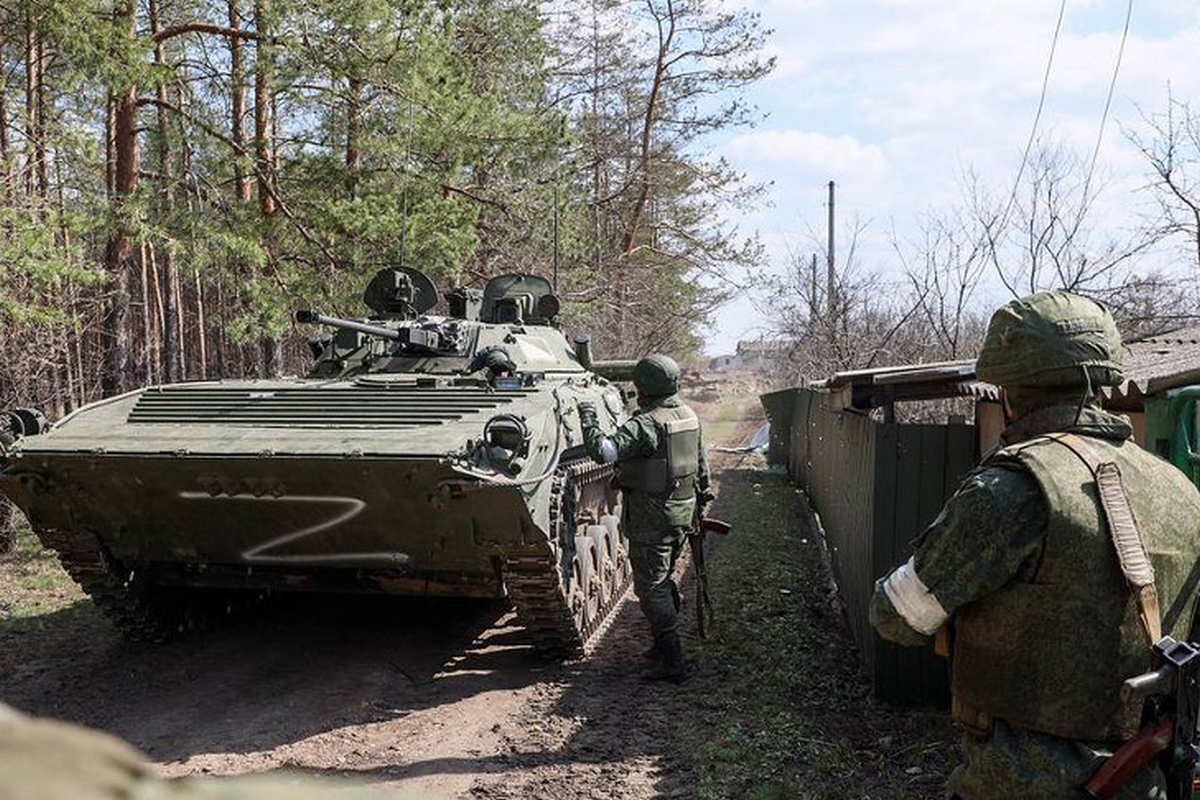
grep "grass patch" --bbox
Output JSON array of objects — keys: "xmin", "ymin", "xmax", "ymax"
[
  {"xmin": 669, "ymin": 467, "xmax": 954, "ymax": 800},
  {"xmin": 0, "ymin": 516, "xmax": 115, "ymax": 680},
  {"xmin": 0, "ymin": 516, "xmax": 86, "ymax": 618}
]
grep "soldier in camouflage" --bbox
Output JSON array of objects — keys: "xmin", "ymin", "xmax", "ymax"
[
  {"xmin": 870, "ymin": 291, "xmax": 1200, "ymax": 799},
  {"xmin": 578, "ymin": 354, "xmax": 711, "ymax": 684},
  {"xmin": 468, "ymin": 345, "xmax": 517, "ymax": 385}
]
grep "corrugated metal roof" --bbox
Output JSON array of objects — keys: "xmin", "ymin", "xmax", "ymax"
[
  {"xmin": 815, "ymin": 360, "xmax": 999, "ymax": 408},
  {"xmin": 825, "ymin": 359, "xmax": 975, "ymax": 389},
  {"xmin": 807, "ymin": 323, "xmax": 1200, "ymax": 410},
  {"xmin": 1109, "ymin": 324, "xmax": 1200, "ymax": 404}
]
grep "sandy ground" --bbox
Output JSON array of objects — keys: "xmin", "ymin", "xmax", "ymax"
[{"xmin": 0, "ymin": 392, "xmax": 764, "ymax": 799}]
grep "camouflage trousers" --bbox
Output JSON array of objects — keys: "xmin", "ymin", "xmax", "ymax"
[
  {"xmin": 628, "ymin": 527, "xmax": 688, "ymax": 638},
  {"xmin": 947, "ymin": 718, "xmax": 1166, "ymax": 800}
]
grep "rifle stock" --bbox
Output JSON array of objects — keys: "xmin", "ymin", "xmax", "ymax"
[
  {"xmin": 1083, "ymin": 718, "xmax": 1173, "ymax": 799},
  {"xmin": 700, "ymin": 517, "xmax": 731, "ymax": 536}
]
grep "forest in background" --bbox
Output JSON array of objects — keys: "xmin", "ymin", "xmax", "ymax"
[{"xmin": 0, "ymin": 0, "xmax": 772, "ymax": 417}]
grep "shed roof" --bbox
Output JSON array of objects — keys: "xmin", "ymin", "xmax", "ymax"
[
  {"xmin": 816, "ymin": 360, "xmax": 999, "ymax": 409},
  {"xmin": 1108, "ymin": 324, "xmax": 1200, "ymax": 407},
  {"xmin": 804, "ymin": 323, "xmax": 1200, "ymax": 411}
]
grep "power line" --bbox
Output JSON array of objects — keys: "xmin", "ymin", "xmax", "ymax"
[
  {"xmin": 998, "ymin": 0, "xmax": 1068, "ymax": 235},
  {"xmin": 1079, "ymin": 0, "xmax": 1134, "ymax": 212}
]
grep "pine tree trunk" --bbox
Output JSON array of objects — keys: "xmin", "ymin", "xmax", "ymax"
[
  {"xmin": 346, "ymin": 75, "xmax": 362, "ymax": 198},
  {"xmin": 149, "ymin": 0, "xmax": 178, "ymax": 383},
  {"xmin": 0, "ymin": 26, "xmax": 11, "ymax": 206},
  {"xmin": 23, "ymin": 10, "xmax": 36, "ymax": 200},
  {"xmin": 228, "ymin": 0, "xmax": 250, "ymax": 203},
  {"xmin": 102, "ymin": 1, "xmax": 139, "ymax": 396},
  {"xmin": 195, "ymin": 267, "xmax": 208, "ymax": 379},
  {"xmin": 253, "ymin": 0, "xmax": 274, "ymax": 217},
  {"xmin": 262, "ymin": 338, "xmax": 281, "ymax": 378},
  {"xmin": 105, "ymin": 93, "xmax": 115, "ymax": 196},
  {"xmin": 141, "ymin": 241, "xmax": 154, "ymax": 384},
  {"xmin": 34, "ymin": 34, "xmax": 48, "ymax": 199},
  {"xmin": 214, "ymin": 275, "xmax": 226, "ymax": 377},
  {"xmin": 174, "ymin": 265, "xmax": 186, "ymax": 378}
]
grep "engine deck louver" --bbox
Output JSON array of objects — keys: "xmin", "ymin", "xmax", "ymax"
[{"xmin": 127, "ymin": 384, "xmax": 532, "ymax": 428}]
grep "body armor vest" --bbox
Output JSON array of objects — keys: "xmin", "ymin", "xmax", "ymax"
[
  {"xmin": 951, "ymin": 433, "xmax": 1200, "ymax": 741},
  {"xmin": 617, "ymin": 404, "xmax": 700, "ymax": 499}
]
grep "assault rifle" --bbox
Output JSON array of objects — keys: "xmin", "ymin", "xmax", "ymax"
[
  {"xmin": 1085, "ymin": 636, "xmax": 1200, "ymax": 800},
  {"xmin": 689, "ymin": 501, "xmax": 731, "ymax": 639}
]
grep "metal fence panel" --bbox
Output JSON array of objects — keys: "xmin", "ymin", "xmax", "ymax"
[{"xmin": 779, "ymin": 388, "xmax": 973, "ymax": 707}]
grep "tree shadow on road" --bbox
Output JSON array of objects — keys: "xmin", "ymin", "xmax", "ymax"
[{"xmin": 0, "ymin": 591, "xmax": 554, "ymax": 764}]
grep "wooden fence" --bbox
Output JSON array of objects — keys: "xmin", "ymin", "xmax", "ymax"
[{"xmin": 765, "ymin": 388, "xmax": 978, "ymax": 706}]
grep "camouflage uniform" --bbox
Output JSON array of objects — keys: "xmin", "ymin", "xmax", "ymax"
[
  {"xmin": 579, "ymin": 355, "xmax": 711, "ymax": 682},
  {"xmin": 869, "ymin": 291, "xmax": 1200, "ymax": 800}
]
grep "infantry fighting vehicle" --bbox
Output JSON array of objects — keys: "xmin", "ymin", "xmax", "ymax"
[{"xmin": 0, "ymin": 268, "xmax": 635, "ymax": 655}]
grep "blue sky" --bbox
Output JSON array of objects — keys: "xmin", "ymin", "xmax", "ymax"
[{"xmin": 707, "ymin": 0, "xmax": 1200, "ymax": 352}]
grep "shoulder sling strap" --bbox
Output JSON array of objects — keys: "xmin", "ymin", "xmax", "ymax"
[{"xmin": 1045, "ymin": 432, "xmax": 1162, "ymax": 646}]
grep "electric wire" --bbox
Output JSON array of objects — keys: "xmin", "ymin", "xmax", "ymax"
[
  {"xmin": 1078, "ymin": 0, "xmax": 1134, "ymax": 221},
  {"xmin": 997, "ymin": 0, "xmax": 1069, "ymax": 243}
]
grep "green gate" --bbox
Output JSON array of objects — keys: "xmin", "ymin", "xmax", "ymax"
[{"xmin": 1145, "ymin": 386, "xmax": 1200, "ymax": 489}]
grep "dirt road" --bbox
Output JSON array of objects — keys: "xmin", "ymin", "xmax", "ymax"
[{"xmin": 0, "ymin": 396, "xmax": 764, "ymax": 799}]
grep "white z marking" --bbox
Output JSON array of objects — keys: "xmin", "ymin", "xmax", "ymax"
[{"xmin": 177, "ymin": 492, "xmax": 409, "ymax": 565}]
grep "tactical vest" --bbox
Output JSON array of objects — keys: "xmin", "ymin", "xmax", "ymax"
[
  {"xmin": 616, "ymin": 404, "xmax": 700, "ymax": 499},
  {"xmin": 951, "ymin": 433, "xmax": 1200, "ymax": 741}
]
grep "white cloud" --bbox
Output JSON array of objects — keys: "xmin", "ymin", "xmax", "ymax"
[
  {"xmin": 707, "ymin": 0, "xmax": 1200, "ymax": 351},
  {"xmin": 725, "ymin": 130, "xmax": 889, "ymax": 179}
]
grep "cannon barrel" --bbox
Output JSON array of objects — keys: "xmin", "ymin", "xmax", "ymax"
[
  {"xmin": 295, "ymin": 309, "xmax": 402, "ymax": 341},
  {"xmin": 589, "ymin": 360, "xmax": 638, "ymax": 382}
]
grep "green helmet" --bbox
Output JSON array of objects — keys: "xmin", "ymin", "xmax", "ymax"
[
  {"xmin": 975, "ymin": 290, "xmax": 1124, "ymax": 388},
  {"xmin": 470, "ymin": 346, "xmax": 516, "ymax": 375},
  {"xmin": 632, "ymin": 354, "xmax": 681, "ymax": 397}
]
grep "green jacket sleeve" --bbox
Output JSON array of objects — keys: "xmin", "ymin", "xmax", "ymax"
[
  {"xmin": 583, "ymin": 414, "xmax": 658, "ymax": 464},
  {"xmin": 870, "ymin": 464, "xmax": 1048, "ymax": 645}
]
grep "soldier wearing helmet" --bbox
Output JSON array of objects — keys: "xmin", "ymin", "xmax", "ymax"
[
  {"xmin": 870, "ymin": 291, "xmax": 1200, "ymax": 798},
  {"xmin": 578, "ymin": 354, "xmax": 712, "ymax": 684}
]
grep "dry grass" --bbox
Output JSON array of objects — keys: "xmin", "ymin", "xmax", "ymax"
[
  {"xmin": 0, "ymin": 514, "xmax": 84, "ymax": 619},
  {"xmin": 669, "ymin": 468, "xmax": 956, "ymax": 800}
]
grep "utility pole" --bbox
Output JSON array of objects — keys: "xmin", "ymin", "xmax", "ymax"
[{"xmin": 827, "ymin": 180, "xmax": 836, "ymax": 318}]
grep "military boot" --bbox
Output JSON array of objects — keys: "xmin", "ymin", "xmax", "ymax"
[
  {"xmin": 642, "ymin": 631, "xmax": 686, "ymax": 684},
  {"xmin": 642, "ymin": 638, "xmax": 663, "ymax": 661}
]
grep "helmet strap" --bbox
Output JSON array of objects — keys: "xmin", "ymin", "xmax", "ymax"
[
  {"xmin": 1001, "ymin": 388, "xmax": 1016, "ymax": 425},
  {"xmin": 1073, "ymin": 365, "xmax": 1094, "ymax": 426}
]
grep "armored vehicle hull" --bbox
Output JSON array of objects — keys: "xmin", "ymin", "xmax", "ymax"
[{"xmin": 0, "ymin": 271, "xmax": 637, "ymax": 654}]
